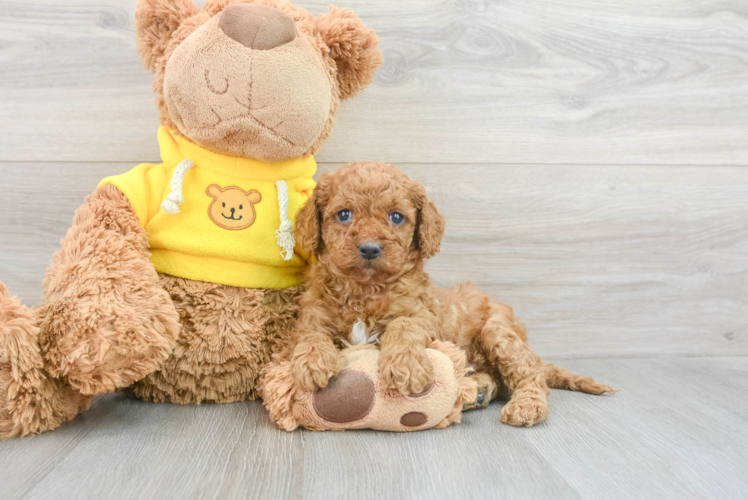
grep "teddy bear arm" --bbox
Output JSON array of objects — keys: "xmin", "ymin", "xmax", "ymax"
[{"xmin": 37, "ymin": 184, "xmax": 181, "ymax": 395}]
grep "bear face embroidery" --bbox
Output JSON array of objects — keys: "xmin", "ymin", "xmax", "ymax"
[{"xmin": 206, "ymin": 184, "xmax": 262, "ymax": 231}]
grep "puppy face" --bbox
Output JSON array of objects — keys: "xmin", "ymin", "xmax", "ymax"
[{"xmin": 296, "ymin": 162, "xmax": 446, "ymax": 283}]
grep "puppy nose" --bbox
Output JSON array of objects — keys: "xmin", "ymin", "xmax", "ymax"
[
  {"xmin": 359, "ymin": 243, "xmax": 382, "ymax": 261},
  {"xmin": 219, "ymin": 3, "xmax": 297, "ymax": 50},
  {"xmin": 230, "ymin": 207, "xmax": 235, "ymax": 213}
]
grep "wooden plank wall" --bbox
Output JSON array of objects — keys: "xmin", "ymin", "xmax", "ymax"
[{"xmin": 1, "ymin": 0, "xmax": 746, "ymax": 358}]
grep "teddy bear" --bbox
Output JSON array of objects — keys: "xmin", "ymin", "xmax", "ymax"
[{"xmin": 0, "ymin": 0, "xmax": 385, "ymax": 438}]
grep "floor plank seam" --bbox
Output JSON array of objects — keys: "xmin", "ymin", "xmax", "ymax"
[{"xmin": 2, "ymin": 161, "xmax": 748, "ymax": 168}]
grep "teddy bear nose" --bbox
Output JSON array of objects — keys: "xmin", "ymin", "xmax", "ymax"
[{"xmin": 219, "ymin": 3, "xmax": 297, "ymax": 50}]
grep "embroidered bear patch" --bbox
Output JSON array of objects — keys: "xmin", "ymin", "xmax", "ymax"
[{"xmin": 206, "ymin": 184, "xmax": 262, "ymax": 230}]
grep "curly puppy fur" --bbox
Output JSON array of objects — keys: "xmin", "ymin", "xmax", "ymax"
[{"xmin": 283, "ymin": 162, "xmax": 615, "ymax": 427}]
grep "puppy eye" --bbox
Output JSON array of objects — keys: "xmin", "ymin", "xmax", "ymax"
[
  {"xmin": 222, "ymin": 202, "xmax": 225, "ymax": 208},
  {"xmin": 239, "ymin": 205, "xmax": 243, "ymax": 210},
  {"xmin": 389, "ymin": 211, "xmax": 405, "ymax": 226},
  {"xmin": 337, "ymin": 209, "xmax": 352, "ymax": 223}
]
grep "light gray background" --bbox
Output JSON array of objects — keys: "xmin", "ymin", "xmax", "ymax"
[{"xmin": 0, "ymin": 1, "xmax": 746, "ymax": 499}]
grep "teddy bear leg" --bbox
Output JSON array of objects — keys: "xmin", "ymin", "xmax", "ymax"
[
  {"xmin": 36, "ymin": 184, "xmax": 181, "ymax": 396},
  {"xmin": 0, "ymin": 282, "xmax": 92, "ymax": 439},
  {"xmin": 128, "ymin": 281, "xmax": 303, "ymax": 405}
]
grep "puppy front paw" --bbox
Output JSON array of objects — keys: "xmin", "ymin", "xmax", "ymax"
[
  {"xmin": 500, "ymin": 395, "xmax": 549, "ymax": 427},
  {"xmin": 378, "ymin": 345, "xmax": 434, "ymax": 395},
  {"xmin": 291, "ymin": 341, "xmax": 339, "ymax": 392}
]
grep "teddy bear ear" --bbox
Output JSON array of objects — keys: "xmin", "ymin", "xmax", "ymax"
[
  {"xmin": 246, "ymin": 190, "xmax": 262, "ymax": 204},
  {"xmin": 317, "ymin": 6, "xmax": 383, "ymax": 101},
  {"xmin": 135, "ymin": 0, "xmax": 200, "ymax": 72},
  {"xmin": 206, "ymin": 184, "xmax": 222, "ymax": 198}
]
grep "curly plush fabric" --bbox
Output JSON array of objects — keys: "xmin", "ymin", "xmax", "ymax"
[
  {"xmin": 135, "ymin": 0, "xmax": 201, "ymax": 71},
  {"xmin": 317, "ymin": 6, "xmax": 382, "ymax": 101},
  {"xmin": 131, "ymin": 277, "xmax": 303, "ymax": 404},
  {"xmin": 38, "ymin": 185, "xmax": 181, "ymax": 396},
  {"xmin": 0, "ymin": 283, "xmax": 92, "ymax": 438}
]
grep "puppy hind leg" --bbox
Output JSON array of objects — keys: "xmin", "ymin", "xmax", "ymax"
[{"xmin": 478, "ymin": 305, "xmax": 550, "ymax": 427}]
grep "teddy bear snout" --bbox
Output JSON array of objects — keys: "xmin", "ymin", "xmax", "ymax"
[{"xmin": 219, "ymin": 3, "xmax": 297, "ymax": 51}]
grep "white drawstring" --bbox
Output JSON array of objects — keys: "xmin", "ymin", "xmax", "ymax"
[
  {"xmin": 161, "ymin": 159, "xmax": 195, "ymax": 214},
  {"xmin": 274, "ymin": 180, "xmax": 295, "ymax": 261}
]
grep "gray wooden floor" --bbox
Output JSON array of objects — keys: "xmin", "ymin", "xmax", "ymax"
[
  {"xmin": 1, "ymin": 0, "xmax": 747, "ymax": 498},
  {"xmin": 1, "ymin": 357, "xmax": 746, "ymax": 500}
]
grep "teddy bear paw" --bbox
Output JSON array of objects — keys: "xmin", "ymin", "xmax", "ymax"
[{"xmin": 287, "ymin": 346, "xmax": 461, "ymax": 432}]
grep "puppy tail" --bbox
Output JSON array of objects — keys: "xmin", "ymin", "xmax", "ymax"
[{"xmin": 544, "ymin": 363, "xmax": 616, "ymax": 395}]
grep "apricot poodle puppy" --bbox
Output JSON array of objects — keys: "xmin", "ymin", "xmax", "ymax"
[{"xmin": 289, "ymin": 162, "xmax": 613, "ymax": 427}]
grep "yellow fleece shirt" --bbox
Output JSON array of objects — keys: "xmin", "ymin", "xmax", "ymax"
[{"xmin": 100, "ymin": 127, "xmax": 316, "ymax": 289}]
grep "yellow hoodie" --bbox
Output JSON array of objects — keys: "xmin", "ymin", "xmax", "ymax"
[{"xmin": 100, "ymin": 127, "xmax": 316, "ymax": 289}]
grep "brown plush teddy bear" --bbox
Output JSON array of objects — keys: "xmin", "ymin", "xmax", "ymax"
[{"xmin": 0, "ymin": 0, "xmax": 383, "ymax": 438}]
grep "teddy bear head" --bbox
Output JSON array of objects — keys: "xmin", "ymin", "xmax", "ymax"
[{"xmin": 135, "ymin": 0, "xmax": 382, "ymax": 162}]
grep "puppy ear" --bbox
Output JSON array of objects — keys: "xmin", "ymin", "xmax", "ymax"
[
  {"xmin": 317, "ymin": 6, "xmax": 383, "ymax": 101},
  {"xmin": 295, "ymin": 172, "xmax": 335, "ymax": 255},
  {"xmin": 135, "ymin": 0, "xmax": 199, "ymax": 71},
  {"xmin": 411, "ymin": 185, "xmax": 446, "ymax": 260}
]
